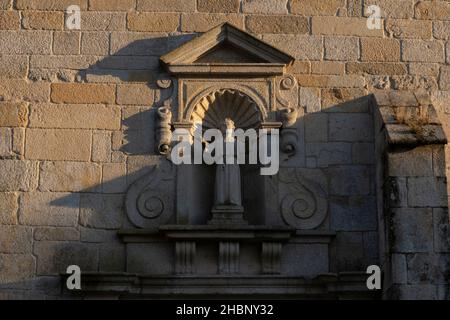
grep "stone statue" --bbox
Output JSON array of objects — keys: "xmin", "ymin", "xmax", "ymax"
[{"xmin": 214, "ymin": 118, "xmax": 242, "ymax": 207}]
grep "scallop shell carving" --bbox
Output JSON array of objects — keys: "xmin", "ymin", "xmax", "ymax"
[{"xmin": 190, "ymin": 89, "xmax": 262, "ymax": 130}]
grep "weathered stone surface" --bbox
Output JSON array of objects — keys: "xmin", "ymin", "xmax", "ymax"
[
  {"xmin": 127, "ymin": 243, "xmax": 173, "ymax": 274},
  {"xmin": 363, "ymin": 0, "xmax": 414, "ymax": 18},
  {"xmin": 127, "ymin": 13, "xmax": 179, "ymax": 32},
  {"xmin": 80, "ymin": 227, "xmax": 118, "ymax": 243},
  {"xmin": 25, "ymin": 129, "xmax": 91, "ymax": 161},
  {"xmin": 347, "ymin": 0, "xmax": 362, "ymax": 16},
  {"xmin": 242, "ymin": 0, "xmax": 288, "ymax": 14},
  {"xmin": 92, "ymin": 132, "xmax": 111, "ymax": 163},
  {"xmin": 0, "ymin": 226, "xmax": 32, "ymax": 253},
  {"xmin": 392, "ymin": 208, "xmax": 433, "ymax": 253},
  {"xmin": 300, "ymin": 87, "xmax": 321, "ymax": 113},
  {"xmin": 0, "ymin": 254, "xmax": 35, "ymax": 284},
  {"xmin": 0, "ymin": 102, "xmax": 28, "ymax": 127},
  {"xmin": 0, "ymin": 193, "xmax": 18, "ymax": 224},
  {"xmin": 352, "ymin": 143, "xmax": 375, "ymax": 164},
  {"xmin": 325, "ymin": 37, "xmax": 359, "ymax": 61},
  {"xmin": 53, "ymin": 32, "xmax": 80, "ymax": 55},
  {"xmin": 312, "ymin": 17, "xmax": 383, "ymax": 36},
  {"xmin": 79, "ymin": 194, "xmax": 124, "ymax": 229},
  {"xmin": 408, "ymin": 177, "xmax": 447, "ymax": 207},
  {"xmin": 15, "ymin": 0, "xmax": 87, "ymax": 10},
  {"xmin": 246, "ymin": 15, "xmax": 309, "ymax": 34},
  {"xmin": 407, "ymin": 253, "xmax": 449, "ymax": 284},
  {"xmin": 117, "ymin": 84, "xmax": 154, "ymax": 105},
  {"xmin": 99, "ymin": 244, "xmax": 125, "ymax": 272},
  {"xmin": 389, "ymin": 146, "xmax": 433, "ymax": 177},
  {"xmin": 181, "ymin": 13, "xmax": 244, "ymax": 32},
  {"xmin": 263, "ymin": 35, "xmax": 322, "ymax": 60},
  {"xmin": 321, "ymin": 88, "xmax": 368, "ymax": 112},
  {"xmin": 0, "ymin": 160, "xmax": 38, "ymax": 192},
  {"xmin": 402, "ymin": 40, "xmax": 444, "ymax": 63},
  {"xmin": 335, "ymin": 232, "xmax": 364, "ymax": 270},
  {"xmin": 81, "ymin": 32, "xmax": 109, "ymax": 55},
  {"xmin": 291, "ymin": 0, "xmax": 344, "ymax": 15},
  {"xmin": 0, "ymin": 10, "xmax": 20, "ymax": 30},
  {"xmin": 0, "ymin": 128, "xmax": 12, "ymax": 157},
  {"xmin": 330, "ymin": 196, "xmax": 377, "ymax": 231},
  {"xmin": 361, "ymin": 38, "xmax": 400, "ymax": 62},
  {"xmin": 29, "ymin": 104, "xmax": 120, "ymax": 130},
  {"xmin": 198, "ymin": 0, "xmax": 239, "ymax": 13},
  {"xmin": 296, "ymin": 75, "xmax": 364, "ymax": 88},
  {"xmin": 328, "ymin": 166, "xmax": 371, "ymax": 196},
  {"xmin": 304, "ymin": 113, "xmax": 327, "ymax": 142},
  {"xmin": 282, "ymin": 244, "xmax": 329, "ymax": 276},
  {"xmin": 89, "ymin": 0, "xmax": 135, "ymax": 11},
  {"xmin": 51, "ymin": 84, "xmax": 115, "ymax": 104},
  {"xmin": 385, "ymin": 19, "xmax": 432, "ymax": 38},
  {"xmin": 289, "ymin": 61, "xmax": 310, "ymax": 74},
  {"xmin": 391, "ymin": 254, "xmax": 407, "ymax": 284},
  {"xmin": 306, "ymin": 142, "xmax": 351, "ymax": 167},
  {"xmin": 39, "ymin": 161, "xmax": 102, "ymax": 192},
  {"xmin": 440, "ymin": 66, "xmax": 450, "ymax": 91},
  {"xmin": 311, "ymin": 61, "xmax": 344, "ymax": 75},
  {"xmin": 362, "ymin": 231, "xmax": 379, "ymax": 265},
  {"xmin": 81, "ymin": 12, "xmax": 126, "ymax": 31},
  {"xmin": 11, "ymin": 128, "xmax": 24, "ymax": 156},
  {"xmin": 137, "ymin": 0, "xmax": 195, "ymax": 12},
  {"xmin": 34, "ymin": 227, "xmax": 80, "ymax": 241},
  {"xmin": 433, "ymin": 208, "xmax": 450, "ymax": 253},
  {"xmin": 30, "ymin": 55, "xmax": 99, "ymax": 70},
  {"xmin": 22, "ymin": 11, "xmax": 63, "ymax": 30},
  {"xmin": 111, "ymin": 32, "xmax": 169, "ymax": 56},
  {"xmin": 0, "ymin": 0, "xmax": 11, "ymax": 9},
  {"xmin": 348, "ymin": 63, "xmax": 406, "ymax": 76},
  {"xmin": 433, "ymin": 22, "xmax": 450, "ymax": 40},
  {"xmin": 415, "ymin": 1, "xmax": 450, "ymax": 20},
  {"xmin": 0, "ymin": 31, "xmax": 51, "ymax": 54},
  {"xmin": 329, "ymin": 113, "xmax": 373, "ymax": 141},
  {"xmin": 409, "ymin": 63, "xmax": 439, "ymax": 77},
  {"xmin": 432, "ymin": 147, "xmax": 446, "ymax": 178},
  {"xmin": 0, "ymin": 79, "xmax": 49, "ymax": 102},
  {"xmin": 102, "ymin": 163, "xmax": 127, "ymax": 193},
  {"xmin": 19, "ymin": 192, "xmax": 79, "ymax": 227},
  {"xmin": 34, "ymin": 241, "xmax": 97, "ymax": 275}
]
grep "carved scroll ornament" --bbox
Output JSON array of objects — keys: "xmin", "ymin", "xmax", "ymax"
[{"xmin": 279, "ymin": 168, "xmax": 328, "ymax": 230}]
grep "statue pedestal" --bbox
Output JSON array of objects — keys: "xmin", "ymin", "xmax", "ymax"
[{"xmin": 208, "ymin": 205, "xmax": 247, "ymax": 225}]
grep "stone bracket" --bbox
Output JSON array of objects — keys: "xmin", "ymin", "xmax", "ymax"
[
  {"xmin": 175, "ymin": 241, "xmax": 196, "ymax": 275},
  {"xmin": 219, "ymin": 241, "xmax": 240, "ymax": 274},
  {"xmin": 261, "ymin": 242, "xmax": 282, "ymax": 274}
]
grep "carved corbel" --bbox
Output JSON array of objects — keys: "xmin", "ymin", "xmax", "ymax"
[
  {"xmin": 276, "ymin": 74, "xmax": 300, "ymax": 156},
  {"xmin": 156, "ymin": 106, "xmax": 172, "ymax": 155},
  {"xmin": 155, "ymin": 78, "xmax": 177, "ymax": 155},
  {"xmin": 279, "ymin": 107, "xmax": 298, "ymax": 155}
]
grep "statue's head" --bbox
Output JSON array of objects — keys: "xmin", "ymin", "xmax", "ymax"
[{"xmin": 219, "ymin": 118, "xmax": 235, "ymax": 135}]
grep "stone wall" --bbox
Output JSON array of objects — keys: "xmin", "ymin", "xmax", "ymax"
[{"xmin": 0, "ymin": 0, "xmax": 449, "ymax": 299}]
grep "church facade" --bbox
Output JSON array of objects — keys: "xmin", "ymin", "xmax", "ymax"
[{"xmin": 0, "ymin": 0, "xmax": 449, "ymax": 300}]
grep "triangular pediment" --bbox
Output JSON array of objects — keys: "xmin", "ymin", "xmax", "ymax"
[{"xmin": 160, "ymin": 23, "xmax": 294, "ymax": 75}]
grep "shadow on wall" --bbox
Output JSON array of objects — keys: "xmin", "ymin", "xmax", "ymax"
[
  {"xmin": 46, "ymin": 92, "xmax": 383, "ymax": 272},
  {"xmin": 4, "ymin": 34, "xmax": 448, "ymax": 299},
  {"xmin": 79, "ymin": 34, "xmax": 196, "ymax": 156}
]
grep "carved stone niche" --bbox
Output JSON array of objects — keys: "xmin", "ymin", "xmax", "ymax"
[{"xmin": 88, "ymin": 23, "xmax": 370, "ymax": 299}]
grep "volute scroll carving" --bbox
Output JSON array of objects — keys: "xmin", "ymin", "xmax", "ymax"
[
  {"xmin": 125, "ymin": 161, "xmax": 175, "ymax": 229},
  {"xmin": 279, "ymin": 168, "xmax": 328, "ymax": 230}
]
